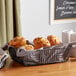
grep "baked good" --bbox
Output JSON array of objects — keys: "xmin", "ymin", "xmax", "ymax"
[
  {"xmin": 47, "ymin": 35, "xmax": 61, "ymax": 46},
  {"xmin": 24, "ymin": 45, "xmax": 34, "ymax": 50},
  {"xmin": 9, "ymin": 37, "xmax": 27, "ymax": 48},
  {"xmin": 33, "ymin": 37, "xmax": 51, "ymax": 49}
]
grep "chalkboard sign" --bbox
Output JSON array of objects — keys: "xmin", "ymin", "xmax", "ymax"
[{"xmin": 54, "ymin": 0, "xmax": 76, "ymax": 20}]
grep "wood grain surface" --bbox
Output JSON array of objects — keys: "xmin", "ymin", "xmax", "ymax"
[{"xmin": 1, "ymin": 58, "xmax": 76, "ymax": 76}]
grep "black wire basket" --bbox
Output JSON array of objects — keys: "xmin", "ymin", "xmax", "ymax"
[{"xmin": 2, "ymin": 42, "xmax": 75, "ymax": 66}]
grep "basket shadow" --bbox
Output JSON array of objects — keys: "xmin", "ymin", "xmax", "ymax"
[{"xmin": 69, "ymin": 57, "xmax": 76, "ymax": 62}]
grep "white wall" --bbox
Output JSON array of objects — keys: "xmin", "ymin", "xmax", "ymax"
[{"xmin": 20, "ymin": 0, "xmax": 76, "ymax": 41}]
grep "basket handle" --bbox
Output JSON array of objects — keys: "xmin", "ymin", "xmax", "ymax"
[{"xmin": 1, "ymin": 43, "xmax": 9, "ymax": 51}]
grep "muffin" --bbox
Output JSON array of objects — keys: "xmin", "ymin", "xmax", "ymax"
[
  {"xmin": 47, "ymin": 35, "xmax": 61, "ymax": 46},
  {"xmin": 33, "ymin": 37, "xmax": 51, "ymax": 49},
  {"xmin": 9, "ymin": 37, "xmax": 27, "ymax": 48},
  {"xmin": 24, "ymin": 45, "xmax": 34, "ymax": 50}
]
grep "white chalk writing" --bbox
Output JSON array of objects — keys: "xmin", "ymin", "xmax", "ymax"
[
  {"xmin": 60, "ymin": 11, "xmax": 72, "ymax": 16},
  {"xmin": 63, "ymin": 0, "xmax": 76, "ymax": 5},
  {"xmin": 56, "ymin": 0, "xmax": 76, "ymax": 17}
]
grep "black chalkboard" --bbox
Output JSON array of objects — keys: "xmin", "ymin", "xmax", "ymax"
[{"xmin": 54, "ymin": 0, "xmax": 76, "ymax": 20}]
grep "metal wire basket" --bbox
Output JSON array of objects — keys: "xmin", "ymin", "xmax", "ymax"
[{"xmin": 2, "ymin": 42, "xmax": 75, "ymax": 66}]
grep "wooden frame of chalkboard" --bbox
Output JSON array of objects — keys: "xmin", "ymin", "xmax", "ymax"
[{"xmin": 50, "ymin": 0, "xmax": 76, "ymax": 24}]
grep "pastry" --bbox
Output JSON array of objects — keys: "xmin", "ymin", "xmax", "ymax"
[
  {"xmin": 33, "ymin": 37, "xmax": 51, "ymax": 49},
  {"xmin": 47, "ymin": 35, "xmax": 61, "ymax": 46},
  {"xmin": 24, "ymin": 45, "xmax": 34, "ymax": 50},
  {"xmin": 9, "ymin": 37, "xmax": 27, "ymax": 48}
]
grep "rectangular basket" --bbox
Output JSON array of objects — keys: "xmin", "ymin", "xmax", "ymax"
[{"xmin": 7, "ymin": 43, "xmax": 73, "ymax": 66}]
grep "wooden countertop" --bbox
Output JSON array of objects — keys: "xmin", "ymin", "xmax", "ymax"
[{"xmin": 1, "ymin": 58, "xmax": 76, "ymax": 76}]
